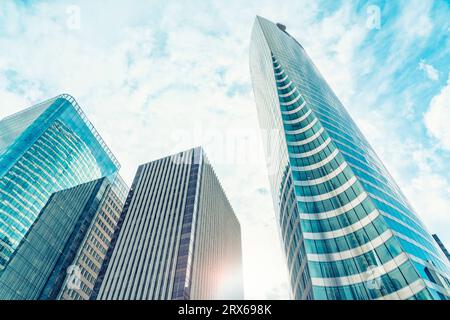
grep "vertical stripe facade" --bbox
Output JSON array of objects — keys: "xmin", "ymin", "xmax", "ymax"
[
  {"xmin": 95, "ymin": 147, "xmax": 243, "ymax": 300},
  {"xmin": 190, "ymin": 156, "xmax": 243, "ymax": 299}
]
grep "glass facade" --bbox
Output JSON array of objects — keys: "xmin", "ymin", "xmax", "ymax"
[
  {"xmin": 0, "ymin": 94, "xmax": 120, "ymax": 298},
  {"xmin": 55, "ymin": 176, "xmax": 128, "ymax": 300},
  {"xmin": 0, "ymin": 178, "xmax": 109, "ymax": 299},
  {"xmin": 250, "ymin": 16, "xmax": 450, "ymax": 300},
  {"xmin": 93, "ymin": 147, "xmax": 243, "ymax": 300}
]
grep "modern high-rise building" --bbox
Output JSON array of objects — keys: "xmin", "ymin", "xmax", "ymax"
[
  {"xmin": 250, "ymin": 16, "xmax": 450, "ymax": 300},
  {"xmin": 0, "ymin": 94, "xmax": 121, "ymax": 299},
  {"xmin": 0, "ymin": 177, "xmax": 116, "ymax": 299},
  {"xmin": 93, "ymin": 147, "xmax": 243, "ymax": 300}
]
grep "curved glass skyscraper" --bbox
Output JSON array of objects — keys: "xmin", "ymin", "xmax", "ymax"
[
  {"xmin": 0, "ymin": 94, "xmax": 119, "ymax": 279},
  {"xmin": 250, "ymin": 16, "xmax": 450, "ymax": 300}
]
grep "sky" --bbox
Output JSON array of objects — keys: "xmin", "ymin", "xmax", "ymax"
[{"xmin": 0, "ymin": 0, "xmax": 449, "ymax": 300}]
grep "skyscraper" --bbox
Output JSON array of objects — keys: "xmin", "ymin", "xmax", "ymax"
[
  {"xmin": 0, "ymin": 178, "xmax": 108, "ymax": 299},
  {"xmin": 250, "ymin": 16, "xmax": 450, "ymax": 300},
  {"xmin": 0, "ymin": 94, "xmax": 120, "ymax": 299},
  {"xmin": 93, "ymin": 147, "xmax": 243, "ymax": 300}
]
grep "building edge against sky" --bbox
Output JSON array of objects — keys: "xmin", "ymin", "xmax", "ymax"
[
  {"xmin": 433, "ymin": 235, "xmax": 450, "ymax": 263},
  {"xmin": 93, "ymin": 147, "xmax": 243, "ymax": 300},
  {"xmin": 250, "ymin": 16, "xmax": 450, "ymax": 300}
]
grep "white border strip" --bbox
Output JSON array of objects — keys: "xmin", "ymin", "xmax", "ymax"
[
  {"xmin": 283, "ymin": 109, "xmax": 312, "ymax": 125},
  {"xmin": 297, "ymin": 176, "xmax": 358, "ymax": 202},
  {"xmin": 281, "ymin": 101, "xmax": 306, "ymax": 115},
  {"xmin": 280, "ymin": 94, "xmax": 301, "ymax": 106},
  {"xmin": 311, "ymin": 253, "xmax": 409, "ymax": 287},
  {"xmin": 294, "ymin": 161, "xmax": 347, "ymax": 186},
  {"xmin": 307, "ymin": 230, "xmax": 393, "ymax": 262},
  {"xmin": 291, "ymin": 149, "xmax": 338, "ymax": 171},
  {"xmin": 303, "ymin": 209, "xmax": 380, "ymax": 240},
  {"xmin": 289, "ymin": 137, "xmax": 332, "ymax": 159},
  {"xmin": 299, "ymin": 192, "xmax": 369, "ymax": 220},
  {"xmin": 287, "ymin": 127, "xmax": 325, "ymax": 146},
  {"xmin": 286, "ymin": 118, "xmax": 318, "ymax": 135}
]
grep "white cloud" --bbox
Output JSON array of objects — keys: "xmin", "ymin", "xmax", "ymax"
[
  {"xmin": 424, "ymin": 74, "xmax": 450, "ymax": 150},
  {"xmin": 395, "ymin": 0, "xmax": 433, "ymax": 40},
  {"xmin": 419, "ymin": 60, "xmax": 439, "ymax": 81},
  {"xmin": 404, "ymin": 171, "xmax": 450, "ymax": 242}
]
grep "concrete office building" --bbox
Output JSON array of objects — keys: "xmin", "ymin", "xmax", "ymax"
[{"xmin": 94, "ymin": 147, "xmax": 243, "ymax": 300}]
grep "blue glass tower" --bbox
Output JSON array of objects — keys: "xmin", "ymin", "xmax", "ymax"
[
  {"xmin": 0, "ymin": 94, "xmax": 119, "ymax": 278},
  {"xmin": 0, "ymin": 178, "xmax": 110, "ymax": 299},
  {"xmin": 250, "ymin": 16, "xmax": 450, "ymax": 300}
]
